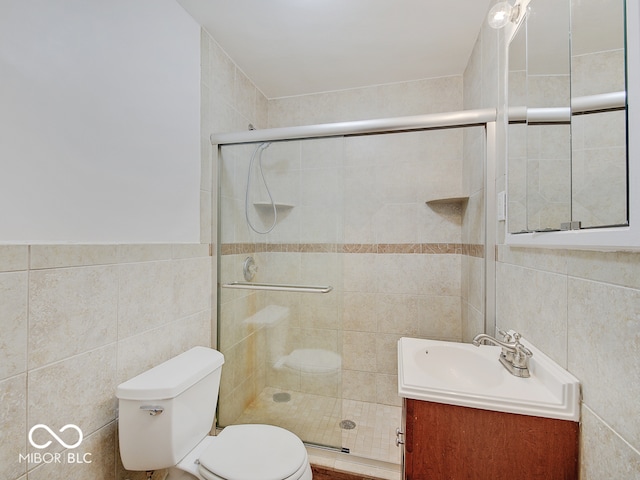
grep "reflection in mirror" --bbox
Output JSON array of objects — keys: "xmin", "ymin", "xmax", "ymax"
[
  {"xmin": 507, "ymin": 0, "xmax": 628, "ymax": 234},
  {"xmin": 507, "ymin": 21, "xmax": 528, "ymax": 233},
  {"xmin": 526, "ymin": 0, "xmax": 571, "ymax": 231},
  {"xmin": 570, "ymin": 0, "xmax": 627, "ymax": 228}
]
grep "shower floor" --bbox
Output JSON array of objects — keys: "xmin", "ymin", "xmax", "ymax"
[{"xmin": 232, "ymin": 387, "xmax": 402, "ymax": 466}]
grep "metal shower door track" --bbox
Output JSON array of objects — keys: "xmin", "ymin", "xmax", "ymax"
[{"xmin": 211, "ymin": 108, "xmax": 497, "ymax": 145}]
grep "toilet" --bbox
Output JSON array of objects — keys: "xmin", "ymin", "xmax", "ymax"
[{"xmin": 116, "ymin": 347, "xmax": 313, "ymax": 480}]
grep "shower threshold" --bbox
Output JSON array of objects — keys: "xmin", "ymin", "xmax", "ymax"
[{"xmin": 229, "ymin": 387, "xmax": 401, "ymax": 466}]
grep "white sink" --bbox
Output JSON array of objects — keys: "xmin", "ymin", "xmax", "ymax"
[{"xmin": 398, "ymin": 336, "xmax": 580, "ymax": 421}]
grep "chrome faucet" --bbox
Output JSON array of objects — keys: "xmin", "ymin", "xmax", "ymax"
[{"xmin": 472, "ymin": 331, "xmax": 533, "ymax": 378}]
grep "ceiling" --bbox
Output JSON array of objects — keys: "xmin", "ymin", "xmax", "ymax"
[{"xmin": 177, "ymin": 0, "xmax": 494, "ymax": 99}]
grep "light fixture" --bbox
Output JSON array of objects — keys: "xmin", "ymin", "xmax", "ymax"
[{"xmin": 487, "ymin": 1, "xmax": 521, "ymax": 29}]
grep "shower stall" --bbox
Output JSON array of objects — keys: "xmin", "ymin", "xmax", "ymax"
[{"xmin": 214, "ymin": 110, "xmax": 493, "ymax": 465}]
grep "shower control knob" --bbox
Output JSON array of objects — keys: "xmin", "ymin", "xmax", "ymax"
[{"xmin": 243, "ymin": 256, "xmax": 258, "ymax": 281}]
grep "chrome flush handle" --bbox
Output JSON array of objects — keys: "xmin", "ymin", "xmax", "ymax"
[{"xmin": 139, "ymin": 405, "xmax": 164, "ymax": 416}]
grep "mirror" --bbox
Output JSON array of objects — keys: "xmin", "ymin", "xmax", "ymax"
[{"xmin": 507, "ymin": 0, "xmax": 628, "ymax": 234}]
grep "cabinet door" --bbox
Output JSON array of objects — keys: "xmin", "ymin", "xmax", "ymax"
[{"xmin": 403, "ymin": 399, "xmax": 579, "ymax": 480}]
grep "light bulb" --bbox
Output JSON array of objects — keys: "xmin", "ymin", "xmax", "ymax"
[{"xmin": 488, "ymin": 1, "xmax": 513, "ymax": 29}]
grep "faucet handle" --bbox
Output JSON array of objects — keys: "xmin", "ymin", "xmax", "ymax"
[{"xmin": 498, "ymin": 329, "xmax": 513, "ymax": 342}]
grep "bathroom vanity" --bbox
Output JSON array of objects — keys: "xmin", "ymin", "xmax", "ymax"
[
  {"xmin": 401, "ymin": 398, "xmax": 578, "ymax": 479},
  {"xmin": 397, "ymin": 337, "xmax": 581, "ymax": 480}
]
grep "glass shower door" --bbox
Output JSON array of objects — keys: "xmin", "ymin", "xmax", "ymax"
[{"xmin": 217, "ymin": 137, "xmax": 344, "ymax": 450}]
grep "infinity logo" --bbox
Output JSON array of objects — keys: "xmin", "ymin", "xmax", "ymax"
[{"xmin": 28, "ymin": 424, "xmax": 84, "ymax": 449}]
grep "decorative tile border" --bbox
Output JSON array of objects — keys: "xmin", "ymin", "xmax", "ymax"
[{"xmin": 221, "ymin": 243, "xmax": 484, "ymax": 258}]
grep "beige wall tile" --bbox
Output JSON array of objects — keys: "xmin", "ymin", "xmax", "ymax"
[
  {"xmin": 498, "ymin": 245, "xmax": 568, "ymax": 274},
  {"xmin": 418, "ymin": 203, "xmax": 463, "ymax": 244},
  {"xmin": 465, "ymin": 255, "xmax": 484, "ymax": 313},
  {"xmin": 572, "ymin": 49, "xmax": 625, "ymax": 97},
  {"xmin": 0, "ymin": 375, "xmax": 27, "ymax": 480},
  {"xmin": 30, "ymin": 245, "xmax": 118, "ymax": 270},
  {"xmin": 0, "ymin": 272, "xmax": 28, "ymax": 379},
  {"xmin": 116, "ymin": 325, "xmax": 175, "ymax": 385},
  {"xmin": 0, "ymin": 245, "xmax": 28, "ymax": 272},
  {"xmin": 27, "ymin": 422, "xmax": 116, "ymax": 480},
  {"xmin": 568, "ymin": 278, "xmax": 640, "ymax": 451},
  {"xmin": 268, "ymin": 76, "xmax": 463, "ymax": 127},
  {"xmin": 567, "ymin": 250, "xmax": 640, "ymax": 289},
  {"xmin": 496, "ymin": 262, "xmax": 568, "ymax": 367},
  {"xmin": 463, "ymin": 190, "xmax": 485, "ymax": 245},
  {"xmin": 342, "ymin": 370, "xmax": 376, "ymax": 402},
  {"xmin": 580, "ymin": 406, "xmax": 640, "ymax": 479},
  {"xmin": 416, "ymin": 295, "xmax": 462, "ymax": 341},
  {"xmin": 0, "ymin": 241, "xmax": 213, "ymax": 479},
  {"xmin": 172, "ymin": 243, "xmax": 210, "ymax": 259},
  {"xmin": 235, "ymin": 70, "xmax": 257, "ymax": 122},
  {"xmin": 28, "ymin": 346, "xmax": 117, "ymax": 445},
  {"xmin": 208, "ymin": 35, "xmax": 235, "ymax": 105},
  {"xmin": 375, "ymin": 334, "xmax": 401, "ymax": 376},
  {"xmin": 172, "ymin": 257, "xmax": 211, "ymax": 318},
  {"xmin": 118, "ymin": 261, "xmax": 173, "ymax": 338},
  {"xmin": 298, "ymin": 293, "xmax": 340, "ymax": 331},
  {"xmin": 375, "ymin": 374, "xmax": 402, "ymax": 407},
  {"xmin": 117, "ymin": 244, "xmax": 172, "ymax": 263},
  {"xmin": 481, "ymin": 24, "xmax": 500, "ymax": 108},
  {"xmin": 343, "ymin": 292, "xmax": 378, "ymax": 332},
  {"xmin": 375, "ymin": 254, "xmax": 460, "ymax": 297},
  {"xmin": 463, "ymin": 30, "xmax": 483, "ymax": 110},
  {"xmin": 28, "ymin": 266, "xmax": 118, "ymax": 369},
  {"xmin": 461, "ymin": 303, "xmax": 485, "ymax": 343},
  {"xmin": 168, "ymin": 310, "xmax": 213, "ymax": 356},
  {"xmin": 342, "ymin": 331, "xmax": 377, "ymax": 372},
  {"xmin": 300, "ymin": 370, "xmax": 341, "ymax": 397},
  {"xmin": 375, "ymin": 294, "xmax": 422, "ymax": 337}
]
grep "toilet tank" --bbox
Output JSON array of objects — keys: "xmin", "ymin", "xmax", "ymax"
[{"xmin": 116, "ymin": 347, "xmax": 224, "ymax": 471}]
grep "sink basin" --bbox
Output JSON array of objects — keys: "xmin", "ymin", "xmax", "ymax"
[{"xmin": 398, "ymin": 336, "xmax": 580, "ymax": 421}]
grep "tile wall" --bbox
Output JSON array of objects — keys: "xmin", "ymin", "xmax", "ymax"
[
  {"xmin": 0, "ymin": 244, "xmax": 211, "ymax": 480},
  {"xmin": 463, "ymin": 11, "xmax": 640, "ymax": 479},
  {"xmin": 230, "ymin": 78, "xmax": 473, "ymax": 410},
  {"xmin": 217, "ymin": 76, "xmax": 475, "ymax": 427},
  {"xmin": 571, "ymin": 50, "xmax": 627, "ymax": 228}
]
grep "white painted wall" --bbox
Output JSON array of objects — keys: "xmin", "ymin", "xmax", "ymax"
[{"xmin": 0, "ymin": 0, "xmax": 201, "ymax": 243}]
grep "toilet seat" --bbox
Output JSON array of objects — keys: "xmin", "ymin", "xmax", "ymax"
[{"xmin": 198, "ymin": 424, "xmax": 308, "ymax": 480}]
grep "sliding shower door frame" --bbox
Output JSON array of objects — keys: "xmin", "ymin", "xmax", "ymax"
[{"xmin": 213, "ymin": 109, "xmax": 499, "ymax": 454}]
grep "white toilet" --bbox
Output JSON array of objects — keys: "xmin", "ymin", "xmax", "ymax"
[{"xmin": 116, "ymin": 346, "xmax": 313, "ymax": 480}]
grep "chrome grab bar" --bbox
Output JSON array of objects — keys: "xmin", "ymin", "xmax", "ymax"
[{"xmin": 221, "ymin": 281, "xmax": 333, "ymax": 294}]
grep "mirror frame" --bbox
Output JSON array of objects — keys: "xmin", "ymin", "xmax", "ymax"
[{"xmin": 504, "ymin": 0, "xmax": 640, "ymax": 250}]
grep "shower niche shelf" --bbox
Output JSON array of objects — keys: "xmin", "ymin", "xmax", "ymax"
[
  {"xmin": 253, "ymin": 202, "xmax": 295, "ymax": 211},
  {"xmin": 425, "ymin": 196, "xmax": 469, "ymax": 205}
]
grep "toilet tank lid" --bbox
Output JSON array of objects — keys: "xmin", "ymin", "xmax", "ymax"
[{"xmin": 116, "ymin": 347, "xmax": 224, "ymax": 401}]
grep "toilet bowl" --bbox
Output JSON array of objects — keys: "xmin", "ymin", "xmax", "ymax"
[{"xmin": 116, "ymin": 347, "xmax": 313, "ymax": 480}]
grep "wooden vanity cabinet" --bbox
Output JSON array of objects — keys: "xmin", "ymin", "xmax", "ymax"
[{"xmin": 401, "ymin": 398, "xmax": 579, "ymax": 480}]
